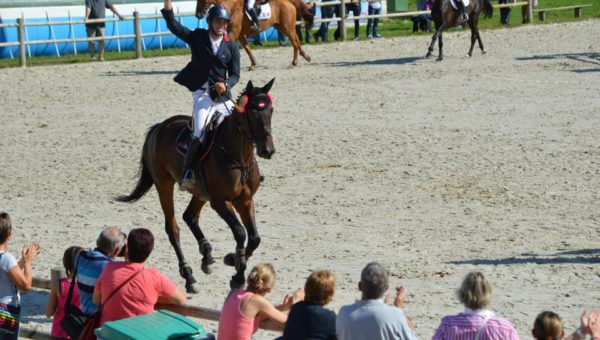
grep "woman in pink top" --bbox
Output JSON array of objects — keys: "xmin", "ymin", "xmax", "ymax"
[
  {"xmin": 432, "ymin": 271, "xmax": 519, "ymax": 340},
  {"xmin": 46, "ymin": 246, "xmax": 83, "ymax": 340},
  {"xmin": 217, "ymin": 263, "xmax": 304, "ymax": 340},
  {"xmin": 93, "ymin": 228, "xmax": 187, "ymax": 325}
]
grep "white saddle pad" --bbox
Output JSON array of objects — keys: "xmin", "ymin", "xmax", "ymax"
[
  {"xmin": 450, "ymin": 0, "xmax": 470, "ymax": 10},
  {"xmin": 246, "ymin": 3, "xmax": 272, "ymax": 21}
]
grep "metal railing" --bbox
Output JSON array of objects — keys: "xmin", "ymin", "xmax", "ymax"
[{"xmin": 0, "ymin": 0, "xmax": 542, "ymax": 67}]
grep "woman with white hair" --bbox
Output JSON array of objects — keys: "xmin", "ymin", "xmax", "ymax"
[{"xmin": 432, "ymin": 271, "xmax": 518, "ymax": 340}]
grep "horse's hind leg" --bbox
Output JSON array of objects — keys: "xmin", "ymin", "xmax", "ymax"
[
  {"xmin": 233, "ymin": 198, "xmax": 260, "ymax": 261},
  {"xmin": 239, "ymin": 35, "xmax": 258, "ymax": 71},
  {"xmin": 467, "ymin": 19, "xmax": 476, "ymax": 57},
  {"xmin": 437, "ymin": 31, "xmax": 444, "ymax": 61},
  {"xmin": 157, "ymin": 183, "xmax": 199, "ymax": 294},
  {"xmin": 211, "ymin": 199, "xmax": 247, "ymax": 288},
  {"xmin": 182, "ymin": 196, "xmax": 215, "ymax": 275},
  {"xmin": 475, "ymin": 27, "xmax": 485, "ymax": 54}
]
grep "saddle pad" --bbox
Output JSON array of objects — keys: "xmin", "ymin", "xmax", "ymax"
[
  {"xmin": 450, "ymin": 0, "xmax": 469, "ymax": 10},
  {"xmin": 258, "ymin": 4, "xmax": 272, "ymax": 19},
  {"xmin": 175, "ymin": 111, "xmax": 229, "ymax": 156}
]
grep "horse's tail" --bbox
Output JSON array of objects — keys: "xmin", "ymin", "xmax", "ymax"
[
  {"xmin": 294, "ymin": 0, "xmax": 315, "ymax": 30},
  {"xmin": 114, "ymin": 123, "xmax": 160, "ymax": 203},
  {"xmin": 482, "ymin": 0, "xmax": 493, "ymax": 18}
]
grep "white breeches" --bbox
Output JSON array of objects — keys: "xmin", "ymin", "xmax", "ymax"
[
  {"xmin": 247, "ymin": 0, "xmax": 256, "ymax": 10},
  {"xmin": 191, "ymin": 89, "xmax": 234, "ymax": 139}
]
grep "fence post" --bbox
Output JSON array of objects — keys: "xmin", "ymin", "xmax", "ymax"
[
  {"xmin": 134, "ymin": 11, "xmax": 142, "ymax": 59},
  {"xmin": 339, "ymin": 0, "xmax": 346, "ymax": 41},
  {"xmin": 17, "ymin": 18, "xmax": 26, "ymax": 67},
  {"xmin": 526, "ymin": 0, "xmax": 533, "ymax": 23}
]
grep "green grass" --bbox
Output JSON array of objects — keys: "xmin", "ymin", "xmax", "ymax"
[{"xmin": 1, "ymin": 0, "xmax": 597, "ymax": 68}]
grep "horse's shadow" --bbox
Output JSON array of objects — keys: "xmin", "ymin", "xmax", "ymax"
[
  {"xmin": 515, "ymin": 52, "xmax": 600, "ymax": 73},
  {"xmin": 448, "ymin": 248, "xmax": 600, "ymax": 266},
  {"xmin": 322, "ymin": 56, "xmax": 423, "ymax": 67},
  {"xmin": 100, "ymin": 70, "xmax": 179, "ymax": 77}
]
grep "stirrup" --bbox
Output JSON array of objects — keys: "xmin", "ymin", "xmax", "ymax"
[{"xmin": 251, "ymin": 22, "xmax": 260, "ymax": 30}]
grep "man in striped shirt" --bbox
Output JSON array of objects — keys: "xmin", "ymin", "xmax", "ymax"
[{"xmin": 75, "ymin": 227, "xmax": 126, "ymax": 316}]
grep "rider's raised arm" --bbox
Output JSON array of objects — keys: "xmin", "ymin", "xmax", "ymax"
[
  {"xmin": 225, "ymin": 43, "xmax": 241, "ymax": 91},
  {"xmin": 161, "ymin": 0, "xmax": 193, "ymax": 44}
]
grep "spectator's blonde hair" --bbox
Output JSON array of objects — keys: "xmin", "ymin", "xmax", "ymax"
[
  {"xmin": 246, "ymin": 263, "xmax": 276, "ymax": 295},
  {"xmin": 305, "ymin": 270, "xmax": 335, "ymax": 306},
  {"xmin": 533, "ymin": 311, "xmax": 563, "ymax": 340},
  {"xmin": 457, "ymin": 271, "xmax": 492, "ymax": 310}
]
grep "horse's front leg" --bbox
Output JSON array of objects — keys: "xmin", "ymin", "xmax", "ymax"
[
  {"xmin": 426, "ymin": 25, "xmax": 443, "ymax": 59},
  {"xmin": 182, "ymin": 196, "xmax": 215, "ymax": 275},
  {"xmin": 233, "ymin": 197, "xmax": 260, "ymax": 261},
  {"xmin": 437, "ymin": 31, "xmax": 444, "ymax": 61},
  {"xmin": 238, "ymin": 35, "xmax": 258, "ymax": 71},
  {"xmin": 211, "ymin": 199, "xmax": 247, "ymax": 288},
  {"xmin": 467, "ymin": 19, "xmax": 476, "ymax": 57},
  {"xmin": 157, "ymin": 184, "xmax": 199, "ymax": 294}
]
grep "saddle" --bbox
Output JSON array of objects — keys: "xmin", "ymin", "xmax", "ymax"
[{"xmin": 175, "ymin": 110, "xmax": 227, "ymax": 156}]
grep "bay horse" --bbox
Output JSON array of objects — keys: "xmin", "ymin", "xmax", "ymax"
[
  {"xmin": 425, "ymin": 0, "xmax": 493, "ymax": 61},
  {"xmin": 116, "ymin": 79, "xmax": 276, "ymax": 292},
  {"xmin": 195, "ymin": 0, "xmax": 315, "ymax": 69}
]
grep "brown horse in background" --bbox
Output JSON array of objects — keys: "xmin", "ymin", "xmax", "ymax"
[
  {"xmin": 426, "ymin": 0, "xmax": 493, "ymax": 61},
  {"xmin": 196, "ymin": 0, "xmax": 314, "ymax": 69},
  {"xmin": 117, "ymin": 79, "xmax": 276, "ymax": 292}
]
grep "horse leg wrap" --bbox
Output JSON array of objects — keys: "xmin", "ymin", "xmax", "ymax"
[
  {"xmin": 180, "ymin": 265, "xmax": 197, "ymax": 284},
  {"xmin": 199, "ymin": 240, "xmax": 215, "ymax": 265},
  {"xmin": 235, "ymin": 248, "xmax": 247, "ymax": 272}
]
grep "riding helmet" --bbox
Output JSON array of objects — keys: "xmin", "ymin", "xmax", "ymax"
[{"xmin": 207, "ymin": 5, "xmax": 231, "ymax": 23}]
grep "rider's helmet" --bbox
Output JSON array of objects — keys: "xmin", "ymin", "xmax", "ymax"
[{"xmin": 207, "ymin": 5, "xmax": 231, "ymax": 24}]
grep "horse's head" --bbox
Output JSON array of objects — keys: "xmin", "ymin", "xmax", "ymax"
[
  {"xmin": 235, "ymin": 79, "xmax": 276, "ymax": 159},
  {"xmin": 195, "ymin": 0, "xmax": 214, "ymax": 19}
]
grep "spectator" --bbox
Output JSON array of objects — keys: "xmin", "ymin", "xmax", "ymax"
[
  {"xmin": 45, "ymin": 246, "xmax": 83, "ymax": 340},
  {"xmin": 85, "ymin": 0, "xmax": 125, "ymax": 61},
  {"xmin": 75, "ymin": 226, "xmax": 125, "ymax": 316},
  {"xmin": 532, "ymin": 311, "xmax": 563, "ymax": 340},
  {"xmin": 296, "ymin": 23, "xmax": 312, "ymax": 43},
  {"xmin": 93, "ymin": 228, "xmax": 186, "ymax": 325},
  {"xmin": 366, "ymin": 0, "xmax": 382, "ymax": 39},
  {"xmin": 336, "ymin": 262, "xmax": 416, "ymax": 340},
  {"xmin": 521, "ymin": 0, "xmax": 537, "ymax": 23},
  {"xmin": 412, "ymin": 0, "xmax": 432, "ymax": 33},
  {"xmin": 334, "ymin": 0, "xmax": 361, "ymax": 41},
  {"xmin": 0, "ymin": 212, "xmax": 41, "ymax": 340},
  {"xmin": 280, "ymin": 270, "xmax": 337, "ymax": 340},
  {"xmin": 314, "ymin": 0, "xmax": 335, "ymax": 42},
  {"xmin": 587, "ymin": 310, "xmax": 600, "ymax": 340},
  {"xmin": 432, "ymin": 271, "xmax": 519, "ymax": 340},
  {"xmin": 498, "ymin": 0, "xmax": 513, "ymax": 24},
  {"xmin": 217, "ymin": 263, "xmax": 304, "ymax": 340}
]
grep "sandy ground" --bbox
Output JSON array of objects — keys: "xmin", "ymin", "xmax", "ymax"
[{"xmin": 1, "ymin": 18, "xmax": 599, "ymax": 339}]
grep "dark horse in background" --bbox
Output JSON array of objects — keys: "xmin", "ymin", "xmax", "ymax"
[
  {"xmin": 117, "ymin": 79, "xmax": 276, "ymax": 292},
  {"xmin": 426, "ymin": 0, "xmax": 493, "ymax": 61},
  {"xmin": 195, "ymin": 0, "xmax": 315, "ymax": 69}
]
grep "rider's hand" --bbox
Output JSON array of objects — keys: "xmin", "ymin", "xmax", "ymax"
[{"xmin": 213, "ymin": 82, "xmax": 227, "ymax": 95}]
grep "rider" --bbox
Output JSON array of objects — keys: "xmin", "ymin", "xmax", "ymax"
[
  {"xmin": 245, "ymin": 0, "xmax": 261, "ymax": 30},
  {"xmin": 455, "ymin": 0, "xmax": 468, "ymax": 22},
  {"xmin": 162, "ymin": 0, "xmax": 240, "ymax": 191}
]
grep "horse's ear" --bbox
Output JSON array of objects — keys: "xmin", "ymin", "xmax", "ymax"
[
  {"xmin": 246, "ymin": 80, "xmax": 254, "ymax": 93},
  {"xmin": 262, "ymin": 78, "xmax": 275, "ymax": 93}
]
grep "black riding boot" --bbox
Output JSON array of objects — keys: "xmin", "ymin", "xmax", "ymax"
[
  {"xmin": 248, "ymin": 8, "xmax": 260, "ymax": 30},
  {"xmin": 179, "ymin": 136, "xmax": 202, "ymax": 191},
  {"xmin": 456, "ymin": 0, "xmax": 469, "ymax": 22}
]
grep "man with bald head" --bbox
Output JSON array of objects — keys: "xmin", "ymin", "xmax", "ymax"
[
  {"xmin": 75, "ymin": 226, "xmax": 126, "ymax": 316},
  {"xmin": 336, "ymin": 262, "xmax": 416, "ymax": 340}
]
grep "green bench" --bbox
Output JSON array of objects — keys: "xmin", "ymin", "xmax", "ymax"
[{"xmin": 534, "ymin": 4, "xmax": 592, "ymax": 21}]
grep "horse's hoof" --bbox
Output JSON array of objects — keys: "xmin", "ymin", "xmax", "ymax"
[
  {"xmin": 248, "ymin": 65, "xmax": 256, "ymax": 71},
  {"xmin": 482, "ymin": 50, "xmax": 486, "ymax": 55},
  {"xmin": 287, "ymin": 63, "xmax": 296, "ymax": 69},
  {"xmin": 201, "ymin": 262, "xmax": 213, "ymax": 275},
  {"xmin": 224, "ymin": 253, "xmax": 236, "ymax": 267},
  {"xmin": 304, "ymin": 55, "xmax": 312, "ymax": 62},
  {"xmin": 466, "ymin": 54, "xmax": 472, "ymax": 58},
  {"xmin": 436, "ymin": 57, "xmax": 443, "ymax": 61},
  {"xmin": 425, "ymin": 53, "xmax": 431, "ymax": 59},
  {"xmin": 186, "ymin": 282, "xmax": 200, "ymax": 294}
]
